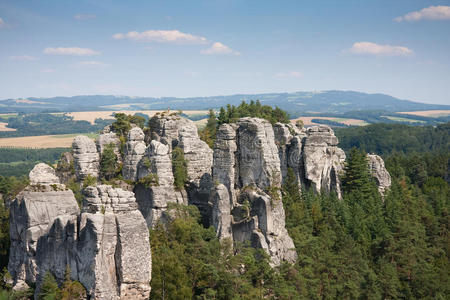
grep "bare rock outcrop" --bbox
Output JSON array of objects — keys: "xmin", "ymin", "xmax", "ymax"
[
  {"xmin": 8, "ymin": 165, "xmax": 152, "ymax": 299},
  {"xmin": 367, "ymin": 154, "xmax": 392, "ymax": 196},
  {"xmin": 302, "ymin": 126, "xmax": 346, "ymax": 198},
  {"xmin": 122, "ymin": 127, "xmax": 146, "ymax": 181},
  {"xmin": 135, "ymin": 140, "xmax": 184, "ymax": 227},
  {"xmin": 56, "ymin": 152, "xmax": 75, "ymax": 184},
  {"xmin": 142, "ymin": 114, "xmax": 213, "ymax": 225},
  {"xmin": 212, "ymin": 118, "xmax": 297, "ymax": 266},
  {"xmin": 73, "ymin": 135, "xmax": 100, "ymax": 180},
  {"xmin": 8, "ymin": 164, "xmax": 79, "ymax": 293},
  {"xmin": 78, "ymin": 185, "xmax": 152, "ymax": 299}
]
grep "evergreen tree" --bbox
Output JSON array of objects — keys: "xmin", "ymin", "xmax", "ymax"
[
  {"xmin": 172, "ymin": 147, "xmax": 188, "ymax": 190},
  {"xmin": 39, "ymin": 271, "xmax": 60, "ymax": 300},
  {"xmin": 100, "ymin": 143, "xmax": 118, "ymax": 180}
]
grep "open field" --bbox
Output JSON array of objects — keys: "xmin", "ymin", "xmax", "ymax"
[
  {"xmin": 0, "ymin": 122, "xmax": 17, "ymax": 131},
  {"xmin": 291, "ymin": 116, "xmax": 368, "ymax": 126},
  {"xmin": 397, "ymin": 110, "xmax": 450, "ymax": 118},
  {"xmin": 67, "ymin": 110, "xmax": 208, "ymax": 124},
  {"xmin": 0, "ymin": 133, "xmax": 97, "ymax": 148},
  {"xmin": 382, "ymin": 116, "xmax": 426, "ymax": 123},
  {"xmin": 0, "ymin": 113, "xmax": 18, "ymax": 120}
]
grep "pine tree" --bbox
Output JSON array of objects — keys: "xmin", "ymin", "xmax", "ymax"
[
  {"xmin": 39, "ymin": 271, "xmax": 60, "ymax": 300},
  {"xmin": 100, "ymin": 143, "xmax": 118, "ymax": 180}
]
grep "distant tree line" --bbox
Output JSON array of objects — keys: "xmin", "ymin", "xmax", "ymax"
[{"xmin": 0, "ymin": 113, "xmax": 111, "ymax": 137}]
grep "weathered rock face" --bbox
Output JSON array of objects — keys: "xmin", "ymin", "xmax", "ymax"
[
  {"xmin": 8, "ymin": 164, "xmax": 79, "ymax": 292},
  {"xmin": 143, "ymin": 114, "xmax": 213, "ymax": 226},
  {"xmin": 79, "ymin": 185, "xmax": 152, "ymax": 299},
  {"xmin": 8, "ymin": 165, "xmax": 152, "ymax": 299},
  {"xmin": 149, "ymin": 114, "xmax": 213, "ymax": 184},
  {"xmin": 29, "ymin": 163, "xmax": 60, "ymax": 185},
  {"xmin": 136, "ymin": 140, "xmax": 184, "ymax": 227},
  {"xmin": 212, "ymin": 118, "xmax": 297, "ymax": 266},
  {"xmin": 122, "ymin": 127, "xmax": 146, "ymax": 181},
  {"xmin": 56, "ymin": 152, "xmax": 75, "ymax": 185},
  {"xmin": 367, "ymin": 154, "xmax": 392, "ymax": 196},
  {"xmin": 302, "ymin": 126, "xmax": 346, "ymax": 198},
  {"xmin": 73, "ymin": 135, "xmax": 100, "ymax": 180}
]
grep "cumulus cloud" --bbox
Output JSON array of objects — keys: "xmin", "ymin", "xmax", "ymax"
[
  {"xmin": 112, "ymin": 30, "xmax": 208, "ymax": 44},
  {"xmin": 347, "ymin": 42, "xmax": 413, "ymax": 56},
  {"xmin": 0, "ymin": 17, "xmax": 4, "ymax": 28},
  {"xmin": 43, "ymin": 47, "xmax": 100, "ymax": 56},
  {"xmin": 201, "ymin": 42, "xmax": 240, "ymax": 55},
  {"xmin": 275, "ymin": 71, "xmax": 303, "ymax": 78},
  {"xmin": 395, "ymin": 5, "xmax": 450, "ymax": 22},
  {"xmin": 77, "ymin": 60, "xmax": 109, "ymax": 67},
  {"xmin": 74, "ymin": 14, "xmax": 96, "ymax": 20},
  {"xmin": 10, "ymin": 55, "xmax": 36, "ymax": 61}
]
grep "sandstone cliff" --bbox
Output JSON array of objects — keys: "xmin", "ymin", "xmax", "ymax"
[{"xmin": 8, "ymin": 164, "xmax": 152, "ymax": 299}]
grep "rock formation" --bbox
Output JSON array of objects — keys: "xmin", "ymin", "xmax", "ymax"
[
  {"xmin": 8, "ymin": 164, "xmax": 80, "ymax": 293},
  {"xmin": 55, "ymin": 152, "xmax": 75, "ymax": 184},
  {"xmin": 73, "ymin": 135, "xmax": 100, "ymax": 180},
  {"xmin": 367, "ymin": 154, "xmax": 392, "ymax": 196},
  {"xmin": 78, "ymin": 185, "xmax": 152, "ymax": 299},
  {"xmin": 139, "ymin": 114, "xmax": 213, "ymax": 226},
  {"xmin": 302, "ymin": 126, "xmax": 346, "ymax": 198},
  {"xmin": 122, "ymin": 127, "xmax": 146, "ymax": 181},
  {"xmin": 8, "ymin": 164, "xmax": 152, "ymax": 299},
  {"xmin": 97, "ymin": 128, "xmax": 122, "ymax": 163},
  {"xmin": 9, "ymin": 114, "xmax": 356, "ymax": 297},
  {"xmin": 135, "ymin": 140, "xmax": 184, "ymax": 227},
  {"xmin": 212, "ymin": 118, "xmax": 297, "ymax": 266}
]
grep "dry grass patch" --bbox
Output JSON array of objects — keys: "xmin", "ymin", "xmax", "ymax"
[
  {"xmin": 291, "ymin": 116, "xmax": 368, "ymax": 126},
  {"xmin": 0, "ymin": 133, "xmax": 96, "ymax": 148},
  {"xmin": 67, "ymin": 110, "xmax": 208, "ymax": 124},
  {"xmin": 397, "ymin": 110, "xmax": 450, "ymax": 118},
  {"xmin": 0, "ymin": 122, "xmax": 17, "ymax": 132}
]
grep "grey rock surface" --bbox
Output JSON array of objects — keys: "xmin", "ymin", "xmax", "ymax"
[
  {"xmin": 56, "ymin": 152, "xmax": 75, "ymax": 185},
  {"xmin": 78, "ymin": 185, "xmax": 152, "ymax": 300},
  {"xmin": 302, "ymin": 126, "xmax": 346, "ymax": 198},
  {"xmin": 146, "ymin": 114, "xmax": 213, "ymax": 225},
  {"xmin": 367, "ymin": 154, "xmax": 392, "ymax": 196},
  {"xmin": 211, "ymin": 118, "xmax": 297, "ymax": 266},
  {"xmin": 8, "ymin": 164, "xmax": 79, "ymax": 293},
  {"xmin": 73, "ymin": 135, "xmax": 100, "ymax": 180},
  {"xmin": 29, "ymin": 163, "xmax": 60, "ymax": 185},
  {"xmin": 122, "ymin": 127, "xmax": 146, "ymax": 181},
  {"xmin": 8, "ymin": 165, "xmax": 152, "ymax": 299},
  {"xmin": 136, "ymin": 140, "xmax": 184, "ymax": 227}
]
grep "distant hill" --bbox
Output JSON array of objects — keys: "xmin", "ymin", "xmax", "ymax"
[{"xmin": 1, "ymin": 90, "xmax": 449, "ymax": 115}]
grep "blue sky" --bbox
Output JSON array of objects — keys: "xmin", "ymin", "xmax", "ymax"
[{"xmin": 0, "ymin": 0, "xmax": 449, "ymax": 104}]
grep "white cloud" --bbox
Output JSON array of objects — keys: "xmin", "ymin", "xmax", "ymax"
[
  {"xmin": 395, "ymin": 5, "xmax": 450, "ymax": 22},
  {"xmin": 74, "ymin": 14, "xmax": 96, "ymax": 20},
  {"xmin": 77, "ymin": 61, "xmax": 109, "ymax": 67},
  {"xmin": 275, "ymin": 71, "xmax": 303, "ymax": 78},
  {"xmin": 112, "ymin": 30, "xmax": 208, "ymax": 44},
  {"xmin": 9, "ymin": 55, "xmax": 36, "ymax": 61},
  {"xmin": 201, "ymin": 42, "xmax": 240, "ymax": 55},
  {"xmin": 0, "ymin": 17, "xmax": 4, "ymax": 28},
  {"xmin": 347, "ymin": 42, "xmax": 413, "ymax": 56},
  {"xmin": 43, "ymin": 47, "xmax": 100, "ymax": 56}
]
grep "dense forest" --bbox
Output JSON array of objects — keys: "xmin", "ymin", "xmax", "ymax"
[
  {"xmin": 0, "ymin": 148, "xmax": 70, "ymax": 177},
  {"xmin": 0, "ymin": 111, "xmax": 448, "ymax": 299}
]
